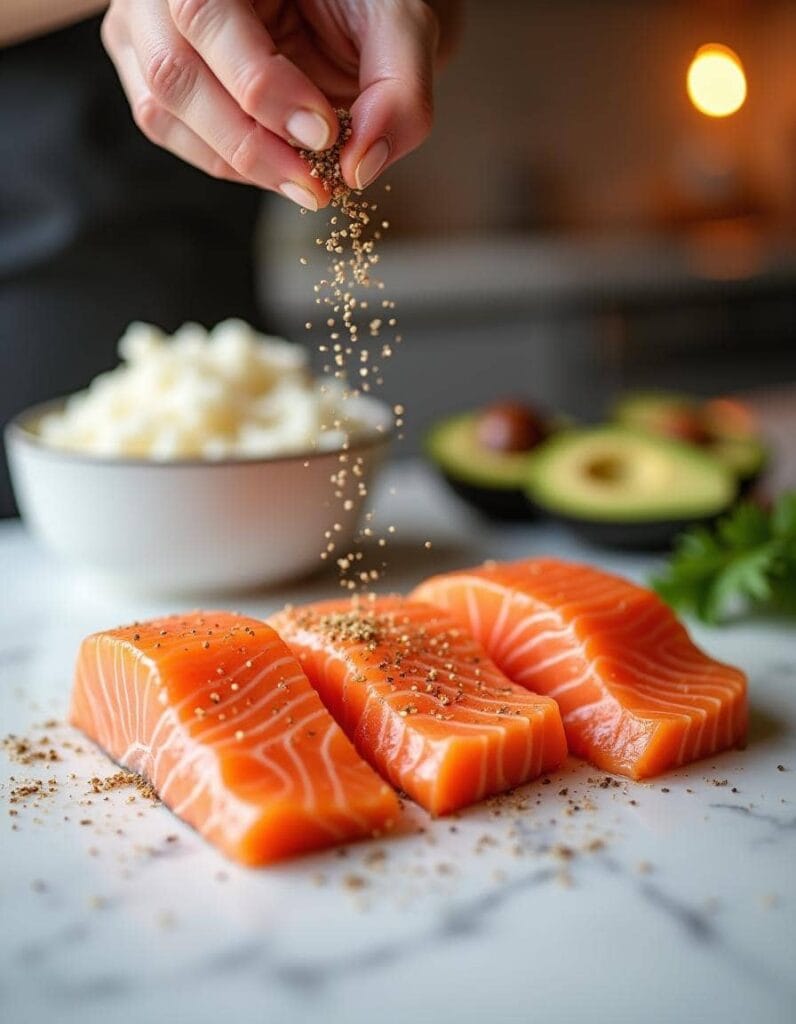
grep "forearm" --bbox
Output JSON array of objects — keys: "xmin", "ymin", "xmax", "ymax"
[{"xmin": 1, "ymin": 0, "xmax": 108, "ymax": 48}]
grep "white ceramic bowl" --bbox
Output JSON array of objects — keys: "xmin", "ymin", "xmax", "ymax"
[{"xmin": 5, "ymin": 397, "xmax": 392, "ymax": 594}]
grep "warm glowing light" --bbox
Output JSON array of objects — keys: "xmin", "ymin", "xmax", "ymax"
[{"xmin": 687, "ymin": 44, "xmax": 747, "ymax": 118}]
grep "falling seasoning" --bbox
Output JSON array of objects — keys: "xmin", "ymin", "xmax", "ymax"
[{"xmin": 297, "ymin": 109, "xmax": 405, "ymax": 591}]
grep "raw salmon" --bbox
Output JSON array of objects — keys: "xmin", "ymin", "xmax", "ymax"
[
  {"xmin": 412, "ymin": 559, "xmax": 747, "ymax": 779},
  {"xmin": 269, "ymin": 597, "xmax": 567, "ymax": 815},
  {"xmin": 70, "ymin": 612, "xmax": 399, "ymax": 864}
]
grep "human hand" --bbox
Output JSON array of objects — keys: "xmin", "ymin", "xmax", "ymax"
[{"xmin": 102, "ymin": 0, "xmax": 456, "ymax": 208}]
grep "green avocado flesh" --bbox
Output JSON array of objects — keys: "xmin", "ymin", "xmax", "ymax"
[
  {"xmin": 613, "ymin": 392, "xmax": 766, "ymax": 480},
  {"xmin": 426, "ymin": 413, "xmax": 537, "ymax": 489},
  {"xmin": 527, "ymin": 427, "xmax": 736, "ymax": 522},
  {"xmin": 708, "ymin": 438, "xmax": 767, "ymax": 480},
  {"xmin": 614, "ymin": 392, "xmax": 697, "ymax": 430}
]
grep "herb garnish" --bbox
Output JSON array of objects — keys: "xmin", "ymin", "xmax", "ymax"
[{"xmin": 652, "ymin": 492, "xmax": 796, "ymax": 624}]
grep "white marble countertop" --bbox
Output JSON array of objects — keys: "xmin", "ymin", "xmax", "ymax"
[{"xmin": 2, "ymin": 462, "xmax": 794, "ymax": 1024}]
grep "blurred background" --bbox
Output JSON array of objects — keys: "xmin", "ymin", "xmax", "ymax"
[{"xmin": 260, "ymin": 0, "xmax": 796, "ymax": 454}]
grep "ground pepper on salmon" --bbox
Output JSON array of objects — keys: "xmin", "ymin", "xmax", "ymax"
[
  {"xmin": 269, "ymin": 596, "xmax": 567, "ymax": 816},
  {"xmin": 412, "ymin": 558, "xmax": 748, "ymax": 779},
  {"xmin": 69, "ymin": 612, "xmax": 399, "ymax": 865}
]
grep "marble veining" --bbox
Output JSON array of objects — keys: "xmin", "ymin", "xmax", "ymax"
[{"xmin": 1, "ymin": 463, "xmax": 794, "ymax": 1024}]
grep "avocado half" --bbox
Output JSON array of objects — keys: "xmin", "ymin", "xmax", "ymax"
[
  {"xmin": 613, "ymin": 392, "xmax": 768, "ymax": 488},
  {"xmin": 526, "ymin": 426, "xmax": 738, "ymax": 549},
  {"xmin": 425, "ymin": 412, "xmax": 538, "ymax": 519}
]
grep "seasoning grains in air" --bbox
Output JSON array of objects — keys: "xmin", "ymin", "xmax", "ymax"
[{"xmin": 297, "ymin": 111, "xmax": 420, "ymax": 591}]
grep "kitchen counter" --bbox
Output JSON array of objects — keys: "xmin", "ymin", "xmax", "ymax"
[{"xmin": 2, "ymin": 462, "xmax": 794, "ymax": 1024}]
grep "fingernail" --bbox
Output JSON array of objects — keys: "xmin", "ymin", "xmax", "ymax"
[
  {"xmin": 280, "ymin": 182, "xmax": 318, "ymax": 211},
  {"xmin": 355, "ymin": 138, "xmax": 391, "ymax": 190},
  {"xmin": 286, "ymin": 109, "xmax": 331, "ymax": 151}
]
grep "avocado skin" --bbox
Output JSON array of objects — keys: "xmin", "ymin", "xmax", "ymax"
[
  {"xmin": 442, "ymin": 474, "xmax": 538, "ymax": 520},
  {"xmin": 426, "ymin": 411, "xmax": 545, "ymax": 520},
  {"xmin": 535, "ymin": 507, "xmax": 721, "ymax": 551}
]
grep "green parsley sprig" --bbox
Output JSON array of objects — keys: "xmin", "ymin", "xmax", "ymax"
[{"xmin": 652, "ymin": 491, "xmax": 796, "ymax": 624}]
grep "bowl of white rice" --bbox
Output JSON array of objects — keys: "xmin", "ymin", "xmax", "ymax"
[{"xmin": 6, "ymin": 320, "xmax": 393, "ymax": 593}]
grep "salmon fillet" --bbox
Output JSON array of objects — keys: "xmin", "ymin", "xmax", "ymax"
[
  {"xmin": 269, "ymin": 597, "xmax": 567, "ymax": 815},
  {"xmin": 70, "ymin": 612, "xmax": 399, "ymax": 865},
  {"xmin": 412, "ymin": 559, "xmax": 747, "ymax": 779}
]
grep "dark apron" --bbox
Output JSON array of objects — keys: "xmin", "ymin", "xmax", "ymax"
[{"xmin": 0, "ymin": 16, "xmax": 263, "ymax": 516}]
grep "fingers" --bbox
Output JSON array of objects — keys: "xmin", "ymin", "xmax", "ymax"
[
  {"xmin": 102, "ymin": 1, "xmax": 328, "ymax": 208},
  {"xmin": 105, "ymin": 33, "xmax": 248, "ymax": 183},
  {"xmin": 167, "ymin": 0, "xmax": 338, "ymax": 151},
  {"xmin": 341, "ymin": 0, "xmax": 439, "ymax": 190}
]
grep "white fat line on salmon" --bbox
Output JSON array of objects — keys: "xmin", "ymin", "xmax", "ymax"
[
  {"xmin": 521, "ymin": 647, "xmax": 585, "ymax": 676},
  {"xmin": 609, "ymin": 677, "xmax": 717, "ymax": 755},
  {"xmin": 170, "ymin": 646, "xmax": 297, "ymax": 718},
  {"xmin": 381, "ymin": 689, "xmax": 541, "ymax": 730},
  {"xmin": 128, "ymin": 647, "xmax": 141, "ymax": 747},
  {"xmin": 79, "ymin": 645, "xmax": 114, "ymax": 752},
  {"xmin": 372, "ymin": 662, "xmax": 536, "ymax": 704},
  {"xmin": 601, "ymin": 653, "xmax": 730, "ymax": 703},
  {"xmin": 502, "ymin": 629, "xmax": 574, "ymax": 669},
  {"xmin": 643, "ymin": 641, "xmax": 747, "ymax": 686},
  {"xmin": 606, "ymin": 646, "xmax": 742, "ymax": 694},
  {"xmin": 510, "ymin": 654, "xmax": 587, "ymax": 687},
  {"xmin": 168, "ymin": 659, "xmax": 301, "ymax": 728},
  {"xmin": 169, "ymin": 745, "xmax": 231, "ymax": 818},
  {"xmin": 155, "ymin": 712, "xmax": 206, "ymax": 801},
  {"xmin": 243, "ymin": 702, "xmax": 327, "ymax": 754},
  {"xmin": 367, "ymin": 674, "xmax": 529, "ymax": 717},
  {"xmin": 134, "ymin": 654, "xmax": 148, "ymax": 750},
  {"xmin": 118, "ymin": 741, "xmax": 153, "ymax": 776},
  {"xmin": 495, "ymin": 609, "xmax": 561, "ymax": 663},
  {"xmin": 488, "ymin": 591, "xmax": 514, "ymax": 653},
  {"xmin": 283, "ymin": 714, "xmax": 320, "ymax": 813},
  {"xmin": 545, "ymin": 666, "xmax": 596, "ymax": 700},
  {"xmin": 111, "ymin": 642, "xmax": 132, "ymax": 746},
  {"xmin": 185, "ymin": 771, "xmax": 266, "ymax": 847},
  {"xmin": 495, "ymin": 595, "xmax": 662, "ymax": 666},
  {"xmin": 608, "ymin": 682, "xmax": 703, "ymax": 765},
  {"xmin": 312, "ymin": 634, "xmax": 530, "ymax": 705},
  {"xmin": 138, "ymin": 664, "xmax": 159, "ymax": 765},
  {"xmin": 148, "ymin": 702, "xmax": 186, "ymax": 772},
  {"xmin": 167, "ymin": 712, "xmax": 331, "ymax": 841},
  {"xmin": 628, "ymin": 687, "xmax": 713, "ymax": 765},
  {"xmin": 476, "ymin": 733, "xmax": 489, "ymax": 802},
  {"xmin": 465, "ymin": 586, "xmax": 482, "ymax": 649},
  {"xmin": 317, "ymin": 721, "xmax": 370, "ymax": 834},
  {"xmin": 187, "ymin": 674, "xmax": 313, "ymax": 746},
  {"xmin": 501, "ymin": 599, "xmax": 661, "ymax": 669},
  {"xmin": 196, "ymin": 691, "xmax": 319, "ymax": 756},
  {"xmin": 560, "ymin": 599, "xmax": 672, "ymax": 644},
  {"xmin": 115, "ymin": 641, "xmax": 133, "ymax": 752}
]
